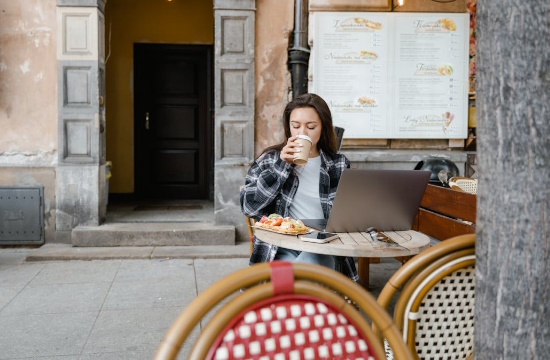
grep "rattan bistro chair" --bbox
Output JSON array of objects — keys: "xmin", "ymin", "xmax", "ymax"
[
  {"xmin": 448, "ymin": 177, "xmax": 477, "ymax": 195},
  {"xmin": 376, "ymin": 234, "xmax": 476, "ymax": 360},
  {"xmin": 244, "ymin": 213, "xmax": 255, "ymax": 254},
  {"xmin": 335, "ymin": 126, "xmax": 345, "ymax": 151},
  {"xmin": 239, "ymin": 185, "xmax": 256, "ymax": 255},
  {"xmin": 155, "ymin": 261, "xmax": 414, "ymax": 360}
]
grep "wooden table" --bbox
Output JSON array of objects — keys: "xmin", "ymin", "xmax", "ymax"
[{"xmin": 254, "ymin": 228, "xmax": 430, "ymax": 289}]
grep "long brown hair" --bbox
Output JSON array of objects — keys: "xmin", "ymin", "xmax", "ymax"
[{"xmin": 261, "ymin": 93, "xmax": 337, "ymax": 156}]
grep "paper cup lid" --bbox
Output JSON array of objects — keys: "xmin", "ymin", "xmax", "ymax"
[{"xmin": 296, "ymin": 135, "xmax": 312, "ymax": 143}]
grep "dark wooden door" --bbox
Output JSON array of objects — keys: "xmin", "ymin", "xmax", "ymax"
[{"xmin": 134, "ymin": 44, "xmax": 212, "ymax": 199}]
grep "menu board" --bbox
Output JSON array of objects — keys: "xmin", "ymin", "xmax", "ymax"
[{"xmin": 312, "ymin": 12, "xmax": 469, "ymax": 139}]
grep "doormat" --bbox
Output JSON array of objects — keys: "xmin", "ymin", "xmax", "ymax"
[{"xmin": 133, "ymin": 204, "xmax": 203, "ymax": 211}]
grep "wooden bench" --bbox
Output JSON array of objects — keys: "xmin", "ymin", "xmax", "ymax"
[
  {"xmin": 367, "ymin": 184, "xmax": 476, "ymax": 284},
  {"xmin": 412, "ymin": 184, "xmax": 476, "ymax": 240}
]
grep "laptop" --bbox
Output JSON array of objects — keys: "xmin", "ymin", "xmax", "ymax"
[{"xmin": 301, "ymin": 169, "xmax": 431, "ymax": 233}]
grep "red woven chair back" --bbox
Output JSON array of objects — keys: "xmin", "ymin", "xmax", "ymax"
[
  {"xmin": 154, "ymin": 261, "xmax": 414, "ymax": 360},
  {"xmin": 207, "ymin": 295, "xmax": 377, "ymax": 360}
]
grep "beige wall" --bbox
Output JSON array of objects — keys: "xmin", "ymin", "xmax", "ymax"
[
  {"xmin": 104, "ymin": 0, "xmax": 214, "ymax": 193},
  {"xmin": 254, "ymin": 1, "xmax": 295, "ymax": 156},
  {"xmin": 0, "ymin": 1, "xmax": 57, "ymax": 157}
]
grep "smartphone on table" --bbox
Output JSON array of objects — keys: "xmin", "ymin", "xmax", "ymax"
[{"xmin": 299, "ymin": 231, "xmax": 339, "ymax": 243}]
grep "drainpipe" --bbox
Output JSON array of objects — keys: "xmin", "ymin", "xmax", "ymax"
[{"xmin": 289, "ymin": 0, "xmax": 310, "ymax": 99}]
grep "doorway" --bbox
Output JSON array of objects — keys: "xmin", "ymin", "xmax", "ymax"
[{"xmin": 133, "ymin": 44, "xmax": 213, "ymax": 200}]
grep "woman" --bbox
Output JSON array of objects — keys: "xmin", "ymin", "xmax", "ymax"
[{"xmin": 240, "ymin": 93, "xmax": 358, "ymax": 282}]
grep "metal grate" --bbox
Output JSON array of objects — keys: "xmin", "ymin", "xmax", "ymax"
[{"xmin": 0, "ymin": 186, "xmax": 44, "ymax": 245}]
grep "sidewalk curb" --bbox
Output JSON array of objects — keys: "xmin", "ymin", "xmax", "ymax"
[{"xmin": 25, "ymin": 243, "xmax": 251, "ymax": 262}]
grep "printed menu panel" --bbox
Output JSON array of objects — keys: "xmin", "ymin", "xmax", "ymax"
[{"xmin": 313, "ymin": 12, "xmax": 469, "ymax": 139}]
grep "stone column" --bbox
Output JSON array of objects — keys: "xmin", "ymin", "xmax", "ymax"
[
  {"xmin": 56, "ymin": 0, "xmax": 106, "ymax": 234},
  {"xmin": 213, "ymin": 0, "xmax": 255, "ymax": 242}
]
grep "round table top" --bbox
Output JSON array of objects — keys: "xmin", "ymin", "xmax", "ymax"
[{"xmin": 254, "ymin": 228, "xmax": 430, "ymax": 258}]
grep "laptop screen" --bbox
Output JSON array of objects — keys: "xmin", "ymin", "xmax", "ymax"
[{"xmin": 317, "ymin": 169, "xmax": 431, "ymax": 233}]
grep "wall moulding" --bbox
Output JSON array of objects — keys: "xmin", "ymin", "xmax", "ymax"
[
  {"xmin": 221, "ymin": 69, "xmax": 247, "ymax": 107},
  {"xmin": 57, "ymin": 0, "xmax": 106, "ymax": 12},
  {"xmin": 64, "ymin": 66, "xmax": 92, "ymax": 107},
  {"xmin": 310, "ymin": 0, "xmax": 391, "ymax": 12},
  {"xmin": 0, "ymin": 151, "xmax": 58, "ymax": 167},
  {"xmin": 221, "ymin": 121, "xmax": 248, "ymax": 159},
  {"xmin": 393, "ymin": 0, "xmax": 467, "ymax": 12},
  {"xmin": 221, "ymin": 17, "xmax": 247, "ymax": 55},
  {"xmin": 214, "ymin": 0, "xmax": 256, "ymax": 11},
  {"xmin": 63, "ymin": 119, "xmax": 92, "ymax": 160},
  {"xmin": 57, "ymin": 7, "xmax": 100, "ymax": 61},
  {"xmin": 216, "ymin": 11, "xmax": 255, "ymax": 60}
]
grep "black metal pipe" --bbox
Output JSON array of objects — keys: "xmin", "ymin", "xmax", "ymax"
[{"xmin": 289, "ymin": 0, "xmax": 310, "ymax": 99}]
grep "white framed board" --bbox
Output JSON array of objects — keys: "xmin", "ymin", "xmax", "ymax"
[{"xmin": 312, "ymin": 12, "xmax": 469, "ymax": 139}]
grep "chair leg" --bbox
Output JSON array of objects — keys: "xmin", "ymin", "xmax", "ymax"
[
  {"xmin": 245, "ymin": 216, "xmax": 255, "ymax": 256},
  {"xmin": 358, "ymin": 257, "xmax": 370, "ymax": 289}
]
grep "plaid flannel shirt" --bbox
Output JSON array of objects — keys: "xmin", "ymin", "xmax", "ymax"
[{"xmin": 240, "ymin": 149, "xmax": 359, "ymax": 282}]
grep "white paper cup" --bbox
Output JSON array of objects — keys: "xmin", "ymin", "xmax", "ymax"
[{"xmin": 293, "ymin": 135, "xmax": 312, "ymax": 165}]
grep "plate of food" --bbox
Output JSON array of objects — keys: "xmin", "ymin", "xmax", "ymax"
[{"xmin": 254, "ymin": 213, "xmax": 311, "ymax": 235}]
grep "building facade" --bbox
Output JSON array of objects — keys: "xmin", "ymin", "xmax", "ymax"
[{"xmin": 0, "ymin": 0, "xmax": 471, "ymax": 244}]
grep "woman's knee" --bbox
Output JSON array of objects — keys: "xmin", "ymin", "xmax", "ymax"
[
  {"xmin": 295, "ymin": 252, "xmax": 336, "ymax": 270},
  {"xmin": 274, "ymin": 247, "xmax": 300, "ymax": 262}
]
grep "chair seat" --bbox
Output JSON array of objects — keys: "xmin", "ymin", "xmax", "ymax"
[{"xmin": 210, "ymin": 294, "xmax": 376, "ymax": 360}]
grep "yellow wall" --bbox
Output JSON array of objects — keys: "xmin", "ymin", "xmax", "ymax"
[{"xmin": 105, "ymin": 0, "xmax": 214, "ymax": 193}]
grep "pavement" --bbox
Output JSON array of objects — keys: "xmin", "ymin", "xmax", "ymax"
[{"xmin": 0, "ymin": 244, "xmax": 401, "ymax": 360}]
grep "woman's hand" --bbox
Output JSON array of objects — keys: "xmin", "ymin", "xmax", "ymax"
[{"xmin": 280, "ymin": 136, "xmax": 302, "ymax": 164}]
